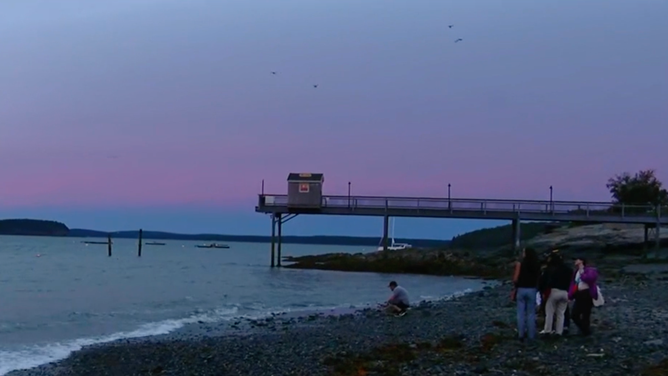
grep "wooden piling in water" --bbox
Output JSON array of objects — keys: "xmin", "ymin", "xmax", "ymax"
[
  {"xmin": 138, "ymin": 229, "xmax": 143, "ymax": 257},
  {"xmin": 270, "ymin": 214, "xmax": 276, "ymax": 267},
  {"xmin": 382, "ymin": 215, "xmax": 389, "ymax": 252},
  {"xmin": 277, "ymin": 213, "xmax": 282, "ymax": 267},
  {"xmin": 107, "ymin": 234, "xmax": 112, "ymax": 257}
]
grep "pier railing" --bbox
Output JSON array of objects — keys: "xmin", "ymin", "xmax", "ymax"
[{"xmin": 258, "ymin": 194, "xmax": 666, "ymax": 221}]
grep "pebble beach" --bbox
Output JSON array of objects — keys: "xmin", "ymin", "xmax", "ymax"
[{"xmin": 8, "ymin": 268, "xmax": 668, "ymax": 376}]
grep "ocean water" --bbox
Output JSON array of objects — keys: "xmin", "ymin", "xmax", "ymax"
[{"xmin": 0, "ymin": 235, "xmax": 486, "ymax": 375}]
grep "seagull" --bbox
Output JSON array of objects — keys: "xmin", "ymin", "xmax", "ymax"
[
  {"xmin": 271, "ymin": 71, "xmax": 277, "ymax": 75},
  {"xmin": 313, "ymin": 84, "xmax": 318, "ymax": 88},
  {"xmin": 448, "ymin": 25, "xmax": 454, "ymax": 28},
  {"xmin": 455, "ymin": 38, "xmax": 463, "ymax": 43}
]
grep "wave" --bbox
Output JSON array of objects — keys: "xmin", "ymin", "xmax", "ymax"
[
  {"xmin": 0, "ymin": 288, "xmax": 479, "ymax": 376},
  {"xmin": 0, "ymin": 306, "xmax": 240, "ymax": 376}
]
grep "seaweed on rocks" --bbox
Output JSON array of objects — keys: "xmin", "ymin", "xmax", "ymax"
[{"xmin": 282, "ymin": 248, "xmax": 513, "ymax": 279}]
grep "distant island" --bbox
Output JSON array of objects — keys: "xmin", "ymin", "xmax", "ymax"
[
  {"xmin": 0, "ymin": 219, "xmax": 69, "ymax": 236},
  {"xmin": 0, "ymin": 218, "xmax": 449, "ymax": 247}
]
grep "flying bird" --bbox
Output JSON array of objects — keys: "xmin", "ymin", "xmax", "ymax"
[
  {"xmin": 448, "ymin": 25, "xmax": 454, "ymax": 28},
  {"xmin": 271, "ymin": 71, "xmax": 277, "ymax": 75},
  {"xmin": 313, "ymin": 84, "xmax": 318, "ymax": 88},
  {"xmin": 455, "ymin": 38, "xmax": 463, "ymax": 43}
]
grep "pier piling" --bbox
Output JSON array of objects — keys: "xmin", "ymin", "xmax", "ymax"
[
  {"xmin": 382, "ymin": 215, "xmax": 389, "ymax": 251},
  {"xmin": 511, "ymin": 218, "xmax": 521, "ymax": 253},
  {"xmin": 107, "ymin": 234, "xmax": 112, "ymax": 257},
  {"xmin": 643, "ymin": 224, "xmax": 648, "ymax": 258},
  {"xmin": 270, "ymin": 214, "xmax": 276, "ymax": 267},
  {"xmin": 656, "ymin": 206, "xmax": 661, "ymax": 251},
  {"xmin": 277, "ymin": 213, "xmax": 283, "ymax": 267},
  {"xmin": 138, "ymin": 229, "xmax": 143, "ymax": 257}
]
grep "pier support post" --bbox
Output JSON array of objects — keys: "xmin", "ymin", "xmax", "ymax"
[
  {"xmin": 270, "ymin": 214, "xmax": 276, "ymax": 268},
  {"xmin": 107, "ymin": 234, "xmax": 112, "ymax": 257},
  {"xmin": 277, "ymin": 213, "xmax": 283, "ymax": 267},
  {"xmin": 644, "ymin": 224, "xmax": 649, "ymax": 258},
  {"xmin": 383, "ymin": 215, "xmax": 390, "ymax": 251},
  {"xmin": 511, "ymin": 219, "xmax": 521, "ymax": 253},
  {"xmin": 655, "ymin": 205, "xmax": 662, "ymax": 253},
  {"xmin": 138, "ymin": 229, "xmax": 143, "ymax": 257}
]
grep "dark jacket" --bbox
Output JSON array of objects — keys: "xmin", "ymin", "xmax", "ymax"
[
  {"xmin": 538, "ymin": 265, "xmax": 553, "ymax": 292},
  {"xmin": 546, "ymin": 263, "xmax": 573, "ymax": 291},
  {"xmin": 516, "ymin": 260, "xmax": 541, "ymax": 288}
]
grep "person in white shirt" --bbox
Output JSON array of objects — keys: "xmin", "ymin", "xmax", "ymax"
[{"xmin": 382, "ymin": 281, "xmax": 410, "ymax": 317}]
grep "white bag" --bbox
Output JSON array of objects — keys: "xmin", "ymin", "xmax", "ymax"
[{"xmin": 593, "ymin": 286, "xmax": 605, "ymax": 307}]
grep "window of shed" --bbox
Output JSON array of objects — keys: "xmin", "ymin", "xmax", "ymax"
[{"xmin": 299, "ymin": 183, "xmax": 310, "ymax": 193}]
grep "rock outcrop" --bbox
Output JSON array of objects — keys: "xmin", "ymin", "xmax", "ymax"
[{"xmin": 522, "ymin": 224, "xmax": 668, "ymax": 254}]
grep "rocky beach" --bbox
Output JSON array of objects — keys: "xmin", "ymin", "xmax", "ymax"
[
  {"xmin": 9, "ymin": 224, "xmax": 668, "ymax": 376},
  {"xmin": 9, "ymin": 266, "xmax": 668, "ymax": 376}
]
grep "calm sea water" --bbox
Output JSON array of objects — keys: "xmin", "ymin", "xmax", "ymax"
[{"xmin": 0, "ymin": 235, "xmax": 486, "ymax": 375}]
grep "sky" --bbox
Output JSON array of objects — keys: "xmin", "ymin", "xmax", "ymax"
[{"xmin": 1, "ymin": 0, "xmax": 667, "ymax": 239}]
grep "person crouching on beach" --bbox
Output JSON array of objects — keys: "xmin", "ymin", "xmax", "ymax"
[
  {"xmin": 569, "ymin": 256, "xmax": 599, "ymax": 336},
  {"xmin": 383, "ymin": 281, "xmax": 410, "ymax": 317},
  {"xmin": 512, "ymin": 247, "xmax": 541, "ymax": 342}
]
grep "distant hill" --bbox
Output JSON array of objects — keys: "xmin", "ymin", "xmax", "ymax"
[
  {"xmin": 0, "ymin": 219, "xmax": 69, "ymax": 236},
  {"xmin": 448, "ymin": 222, "xmax": 560, "ymax": 250},
  {"xmin": 68, "ymin": 228, "xmax": 450, "ymax": 247}
]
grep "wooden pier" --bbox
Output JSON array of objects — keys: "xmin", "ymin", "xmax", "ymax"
[{"xmin": 255, "ymin": 173, "xmax": 666, "ymax": 267}]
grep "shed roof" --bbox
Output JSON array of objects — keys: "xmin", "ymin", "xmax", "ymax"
[{"xmin": 287, "ymin": 173, "xmax": 324, "ymax": 182}]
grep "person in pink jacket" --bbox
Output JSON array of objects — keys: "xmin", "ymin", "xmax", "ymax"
[{"xmin": 568, "ymin": 256, "xmax": 599, "ymax": 336}]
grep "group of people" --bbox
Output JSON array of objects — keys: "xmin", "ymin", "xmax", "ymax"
[
  {"xmin": 514, "ymin": 247, "xmax": 600, "ymax": 341},
  {"xmin": 380, "ymin": 247, "xmax": 601, "ymax": 336}
]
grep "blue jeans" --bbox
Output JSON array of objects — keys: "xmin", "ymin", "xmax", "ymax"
[{"xmin": 516, "ymin": 287, "xmax": 537, "ymax": 339}]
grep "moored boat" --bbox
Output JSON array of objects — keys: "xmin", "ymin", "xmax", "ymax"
[
  {"xmin": 195, "ymin": 243, "xmax": 230, "ymax": 249},
  {"xmin": 376, "ymin": 219, "xmax": 412, "ymax": 251}
]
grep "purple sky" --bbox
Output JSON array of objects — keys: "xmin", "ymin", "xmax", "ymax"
[{"xmin": 1, "ymin": 0, "xmax": 667, "ymax": 239}]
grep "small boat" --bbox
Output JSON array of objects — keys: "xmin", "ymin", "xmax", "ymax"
[
  {"xmin": 376, "ymin": 219, "xmax": 412, "ymax": 251},
  {"xmin": 145, "ymin": 242, "xmax": 166, "ymax": 246},
  {"xmin": 82, "ymin": 241, "xmax": 111, "ymax": 245},
  {"xmin": 378, "ymin": 242, "xmax": 412, "ymax": 251},
  {"xmin": 195, "ymin": 243, "xmax": 230, "ymax": 249}
]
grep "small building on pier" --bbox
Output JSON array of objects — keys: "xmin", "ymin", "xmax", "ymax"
[{"xmin": 287, "ymin": 173, "xmax": 324, "ymax": 208}]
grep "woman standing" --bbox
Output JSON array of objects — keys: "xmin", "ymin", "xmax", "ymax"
[
  {"xmin": 541, "ymin": 254, "xmax": 573, "ymax": 335},
  {"xmin": 512, "ymin": 247, "xmax": 541, "ymax": 341},
  {"xmin": 569, "ymin": 256, "xmax": 599, "ymax": 336}
]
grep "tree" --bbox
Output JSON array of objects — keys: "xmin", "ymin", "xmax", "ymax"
[{"xmin": 606, "ymin": 169, "xmax": 668, "ymax": 207}]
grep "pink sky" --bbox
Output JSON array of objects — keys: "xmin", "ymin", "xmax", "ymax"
[{"xmin": 0, "ymin": 0, "xmax": 667, "ymax": 237}]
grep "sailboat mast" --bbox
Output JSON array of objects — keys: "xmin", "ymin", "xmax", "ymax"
[{"xmin": 391, "ymin": 218, "xmax": 396, "ymax": 246}]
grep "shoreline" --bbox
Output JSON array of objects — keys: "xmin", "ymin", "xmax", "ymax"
[
  {"xmin": 3, "ymin": 281, "xmax": 491, "ymax": 376},
  {"xmin": 9, "ymin": 274, "xmax": 668, "ymax": 376}
]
